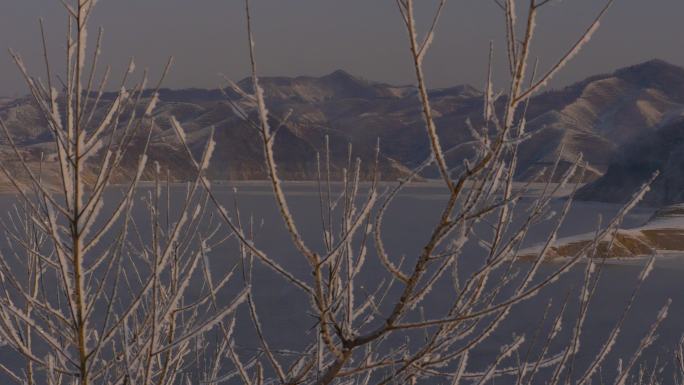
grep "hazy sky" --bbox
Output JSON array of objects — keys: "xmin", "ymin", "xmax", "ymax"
[{"xmin": 0, "ymin": 0, "xmax": 682, "ymax": 96}]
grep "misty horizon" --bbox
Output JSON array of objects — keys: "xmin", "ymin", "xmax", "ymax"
[
  {"xmin": 1, "ymin": 0, "xmax": 683, "ymax": 97},
  {"xmin": 0, "ymin": 57, "xmax": 679, "ymax": 99}
]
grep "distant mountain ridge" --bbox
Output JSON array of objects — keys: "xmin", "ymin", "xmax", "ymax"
[{"xmin": 2, "ymin": 60, "xmax": 684, "ymax": 199}]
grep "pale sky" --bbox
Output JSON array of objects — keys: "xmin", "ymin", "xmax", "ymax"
[{"xmin": 0, "ymin": 0, "xmax": 682, "ymax": 96}]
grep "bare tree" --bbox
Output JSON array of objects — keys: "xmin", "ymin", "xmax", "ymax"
[
  {"xmin": 0, "ymin": 1, "xmax": 247, "ymax": 384},
  {"xmin": 0, "ymin": 0, "xmax": 673, "ymax": 385},
  {"xmin": 187, "ymin": 0, "xmax": 672, "ymax": 384}
]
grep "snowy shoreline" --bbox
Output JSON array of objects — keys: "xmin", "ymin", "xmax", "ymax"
[{"xmin": 536, "ymin": 252, "xmax": 684, "ymax": 266}]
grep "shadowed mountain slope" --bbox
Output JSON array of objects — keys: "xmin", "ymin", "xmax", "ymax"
[{"xmin": 577, "ymin": 118, "xmax": 684, "ymax": 206}]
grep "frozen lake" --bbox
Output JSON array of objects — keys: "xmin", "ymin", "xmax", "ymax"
[{"xmin": 1, "ymin": 182, "xmax": 682, "ymax": 384}]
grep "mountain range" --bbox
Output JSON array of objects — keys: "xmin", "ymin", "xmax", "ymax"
[{"xmin": 2, "ymin": 59, "xmax": 684, "ymax": 206}]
